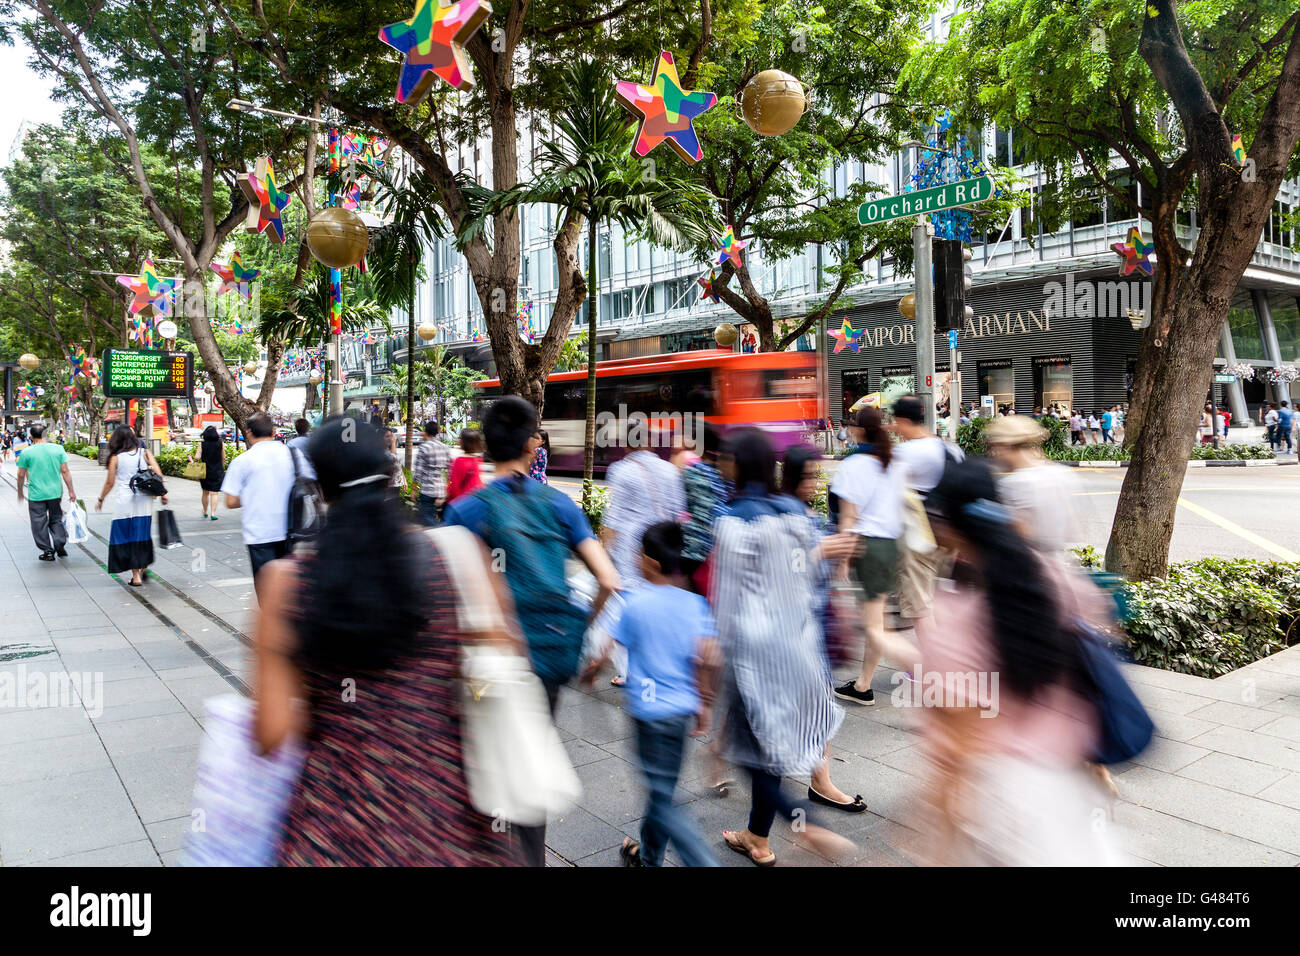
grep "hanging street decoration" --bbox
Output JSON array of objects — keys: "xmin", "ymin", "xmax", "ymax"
[
  {"xmin": 737, "ymin": 69, "xmax": 808, "ymax": 137},
  {"xmin": 127, "ymin": 313, "xmax": 155, "ymax": 347},
  {"xmin": 516, "ymin": 300, "xmax": 536, "ymax": 344},
  {"xmin": 698, "ymin": 272, "xmax": 722, "ymax": 304},
  {"xmin": 1231, "ymin": 134, "xmax": 1246, "ymax": 165},
  {"xmin": 379, "ymin": 0, "xmax": 493, "ymax": 104},
  {"xmin": 830, "ymin": 318, "xmax": 867, "ymax": 354},
  {"xmin": 614, "ymin": 51, "xmax": 717, "ymax": 164},
  {"xmin": 905, "ymin": 112, "xmax": 994, "ymax": 242},
  {"xmin": 238, "ymin": 156, "xmax": 293, "ymax": 243},
  {"xmin": 716, "ymin": 226, "xmax": 746, "ymax": 270},
  {"xmin": 116, "ymin": 258, "xmax": 177, "ymax": 316},
  {"xmin": 1111, "ymin": 225, "xmax": 1155, "ymax": 277},
  {"xmin": 15, "ymin": 384, "xmax": 36, "ymax": 409},
  {"xmin": 342, "ymin": 180, "xmax": 364, "ymax": 211},
  {"xmin": 211, "ymin": 251, "xmax": 261, "ymax": 298},
  {"xmin": 223, "ymin": 319, "xmax": 247, "ymax": 335}
]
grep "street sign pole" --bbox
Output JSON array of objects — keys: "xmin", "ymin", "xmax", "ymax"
[
  {"xmin": 914, "ymin": 216, "xmax": 936, "ymax": 432},
  {"xmin": 948, "ymin": 328, "xmax": 960, "ymax": 443}
]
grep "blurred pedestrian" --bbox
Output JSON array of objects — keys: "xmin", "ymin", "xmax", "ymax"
[
  {"xmin": 713, "ymin": 428, "xmax": 856, "ymax": 866},
  {"xmin": 286, "ymin": 418, "xmax": 315, "ymax": 481},
  {"xmin": 1278, "ymin": 400, "xmax": 1294, "ymax": 454},
  {"xmin": 95, "ymin": 424, "xmax": 167, "ymax": 586},
  {"xmin": 253, "ymin": 417, "xmax": 518, "ymax": 866},
  {"xmin": 529, "ymin": 428, "xmax": 550, "ymax": 483},
  {"xmin": 830, "ymin": 406, "xmax": 903, "ymax": 707},
  {"xmin": 196, "ymin": 425, "xmax": 225, "ymax": 520},
  {"xmin": 601, "ymin": 522, "xmax": 721, "ymax": 868},
  {"xmin": 985, "ymin": 415, "xmax": 1079, "ymax": 553},
  {"xmin": 412, "ymin": 420, "xmax": 451, "ymax": 525},
  {"xmin": 15, "ymin": 424, "xmax": 77, "ymax": 562},
  {"xmin": 444, "ymin": 396, "xmax": 620, "ymax": 866},
  {"xmin": 382, "ymin": 427, "xmax": 407, "ymax": 493},
  {"xmin": 917, "ymin": 458, "xmax": 1118, "ymax": 865},
  {"xmin": 1069, "ymin": 409, "xmax": 1084, "ymax": 446},
  {"xmin": 446, "ymin": 428, "xmax": 485, "ymax": 504},
  {"xmin": 681, "ymin": 422, "xmax": 729, "ymax": 596},
  {"xmin": 1264, "ymin": 402, "xmax": 1279, "ymax": 449},
  {"xmin": 221, "ymin": 414, "xmax": 296, "ymax": 590}
]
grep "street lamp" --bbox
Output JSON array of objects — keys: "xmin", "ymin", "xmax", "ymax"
[{"xmin": 225, "ymin": 98, "xmax": 325, "ymax": 126}]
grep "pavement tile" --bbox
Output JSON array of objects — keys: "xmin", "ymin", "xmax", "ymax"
[
  {"xmin": 145, "ymin": 816, "xmax": 194, "ymax": 857},
  {"xmin": 1186, "ymin": 724, "xmax": 1300, "ymax": 772},
  {"xmin": 111, "ymin": 745, "xmax": 200, "ymax": 825},
  {"xmin": 1131, "ymin": 736, "xmax": 1211, "ymax": 773},
  {"xmin": 1255, "ymin": 773, "xmax": 1300, "ymax": 811},
  {"xmin": 1176, "ymin": 752, "xmax": 1290, "ymax": 796},
  {"xmin": 545, "ymin": 806, "xmax": 629, "ymax": 861},
  {"xmin": 0, "ymin": 767, "xmax": 146, "ymax": 865},
  {"xmin": 20, "ymin": 840, "xmax": 162, "ymax": 867},
  {"xmin": 571, "ymin": 755, "xmax": 643, "ymax": 828},
  {"xmin": 0, "ymin": 705, "xmax": 95, "ymax": 744},
  {"xmin": 1113, "ymin": 802, "xmax": 1300, "ymax": 867},
  {"xmin": 1144, "ymin": 708, "xmax": 1221, "ymax": 743},
  {"xmin": 96, "ymin": 712, "xmax": 203, "ymax": 758},
  {"xmin": 1187, "ymin": 699, "xmax": 1280, "ymax": 731},
  {"xmin": 1255, "ymin": 715, "xmax": 1300, "ymax": 743},
  {"xmin": 0, "ymin": 732, "xmax": 111, "ymax": 784}
]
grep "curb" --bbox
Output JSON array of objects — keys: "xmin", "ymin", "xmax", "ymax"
[{"xmin": 1062, "ymin": 458, "xmax": 1295, "ymax": 468}]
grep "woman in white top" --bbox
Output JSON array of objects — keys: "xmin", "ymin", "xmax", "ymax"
[
  {"xmin": 829, "ymin": 406, "xmax": 904, "ymax": 706},
  {"xmin": 95, "ymin": 424, "xmax": 168, "ymax": 586}
]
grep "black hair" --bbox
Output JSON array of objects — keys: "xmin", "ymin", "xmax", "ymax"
[
  {"xmin": 537, "ymin": 428, "xmax": 550, "ymax": 452},
  {"xmin": 297, "ymin": 417, "xmax": 426, "ymax": 672},
  {"xmin": 641, "ymin": 521, "xmax": 684, "ymax": 576},
  {"xmin": 247, "ymin": 414, "xmax": 275, "ymax": 439},
  {"xmin": 295, "ymin": 418, "xmax": 310, "ymax": 436},
  {"xmin": 481, "ymin": 396, "xmax": 537, "ymax": 462},
  {"xmin": 424, "ymin": 420, "xmax": 440, "ymax": 437},
  {"xmin": 29, "ymin": 424, "xmax": 45, "ymax": 440},
  {"xmin": 461, "ymin": 428, "xmax": 485, "ymax": 454},
  {"xmin": 892, "ymin": 395, "xmax": 925, "ymax": 425},
  {"xmin": 723, "ymin": 427, "xmax": 777, "ymax": 496},
  {"xmin": 202, "ymin": 425, "xmax": 221, "ymax": 443},
  {"xmin": 780, "ymin": 443, "xmax": 821, "ymax": 498},
  {"xmin": 107, "ymin": 424, "xmax": 139, "ymax": 458},
  {"xmin": 928, "ymin": 457, "xmax": 1082, "ymax": 698},
  {"xmin": 853, "ymin": 406, "xmax": 892, "ymax": 468}
]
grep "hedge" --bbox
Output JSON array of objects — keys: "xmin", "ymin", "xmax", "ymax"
[
  {"xmin": 957, "ymin": 416, "xmax": 1274, "ymax": 463},
  {"xmin": 1073, "ymin": 546, "xmax": 1298, "ymax": 677}
]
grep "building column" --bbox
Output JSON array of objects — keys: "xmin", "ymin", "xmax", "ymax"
[
  {"xmin": 1218, "ymin": 319, "xmax": 1251, "ymax": 425},
  {"xmin": 1252, "ymin": 289, "xmax": 1284, "ymax": 402}
]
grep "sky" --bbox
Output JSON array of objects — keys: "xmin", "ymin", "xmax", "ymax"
[{"xmin": 1, "ymin": 34, "xmax": 64, "ymax": 164}]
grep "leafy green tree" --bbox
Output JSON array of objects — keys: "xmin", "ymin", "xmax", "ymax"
[{"xmin": 907, "ymin": 0, "xmax": 1300, "ymax": 579}]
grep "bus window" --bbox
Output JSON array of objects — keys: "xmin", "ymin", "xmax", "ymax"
[{"xmin": 763, "ymin": 368, "xmax": 817, "ymax": 399}]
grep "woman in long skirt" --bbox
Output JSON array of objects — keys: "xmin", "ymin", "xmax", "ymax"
[{"xmin": 95, "ymin": 425, "xmax": 167, "ymax": 586}]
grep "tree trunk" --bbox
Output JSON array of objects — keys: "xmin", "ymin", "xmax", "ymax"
[{"xmin": 583, "ymin": 214, "xmax": 598, "ymax": 510}]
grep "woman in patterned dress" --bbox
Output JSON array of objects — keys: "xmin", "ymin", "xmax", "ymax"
[{"xmin": 253, "ymin": 416, "xmax": 518, "ymax": 866}]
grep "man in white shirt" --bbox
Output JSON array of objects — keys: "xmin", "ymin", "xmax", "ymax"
[
  {"xmin": 889, "ymin": 395, "xmax": 963, "ymax": 624},
  {"xmin": 222, "ymin": 413, "xmax": 297, "ymax": 590}
]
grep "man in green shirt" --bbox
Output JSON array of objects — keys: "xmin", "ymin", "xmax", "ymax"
[{"xmin": 16, "ymin": 424, "xmax": 77, "ymax": 561}]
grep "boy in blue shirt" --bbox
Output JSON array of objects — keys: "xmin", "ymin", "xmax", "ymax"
[{"xmin": 591, "ymin": 521, "xmax": 720, "ymax": 867}]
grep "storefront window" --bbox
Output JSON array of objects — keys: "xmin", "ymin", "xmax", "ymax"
[
  {"xmin": 1269, "ymin": 292, "xmax": 1300, "ymax": 363},
  {"xmin": 1033, "ymin": 355, "xmax": 1073, "ymax": 414},
  {"xmin": 978, "ymin": 360, "xmax": 1015, "ymax": 411},
  {"xmin": 880, "ymin": 366, "xmax": 914, "ymax": 413},
  {"xmin": 1226, "ymin": 290, "xmax": 1265, "ymax": 360},
  {"xmin": 840, "ymin": 369, "xmax": 871, "ymax": 420}
]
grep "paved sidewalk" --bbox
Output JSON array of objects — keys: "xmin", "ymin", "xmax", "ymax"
[{"xmin": 0, "ymin": 454, "xmax": 1297, "ymax": 866}]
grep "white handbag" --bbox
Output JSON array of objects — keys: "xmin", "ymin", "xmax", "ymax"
[{"xmin": 426, "ymin": 526, "xmax": 582, "ymax": 826}]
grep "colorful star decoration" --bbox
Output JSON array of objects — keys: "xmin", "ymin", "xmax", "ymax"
[
  {"xmin": 238, "ymin": 156, "xmax": 293, "ymax": 244},
  {"xmin": 614, "ymin": 51, "xmax": 717, "ymax": 165},
  {"xmin": 1231, "ymin": 134, "xmax": 1246, "ymax": 165},
  {"xmin": 698, "ymin": 272, "xmax": 721, "ymax": 304},
  {"xmin": 1111, "ymin": 225, "xmax": 1155, "ymax": 277},
  {"xmin": 211, "ymin": 252, "xmax": 261, "ymax": 299},
  {"xmin": 116, "ymin": 259, "xmax": 176, "ymax": 316},
  {"xmin": 379, "ymin": 0, "xmax": 493, "ymax": 103},
  {"xmin": 342, "ymin": 179, "xmax": 364, "ymax": 211},
  {"xmin": 830, "ymin": 318, "xmax": 867, "ymax": 354},
  {"xmin": 127, "ymin": 314, "xmax": 154, "ymax": 347},
  {"xmin": 716, "ymin": 226, "xmax": 746, "ymax": 270},
  {"xmin": 224, "ymin": 320, "xmax": 247, "ymax": 336}
]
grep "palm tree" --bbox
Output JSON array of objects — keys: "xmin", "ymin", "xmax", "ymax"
[
  {"xmin": 491, "ymin": 59, "xmax": 717, "ymax": 508},
  {"xmin": 368, "ymin": 166, "xmax": 454, "ymax": 469}
]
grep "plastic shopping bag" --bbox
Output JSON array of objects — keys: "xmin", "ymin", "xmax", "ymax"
[
  {"xmin": 62, "ymin": 501, "xmax": 89, "ymax": 545},
  {"xmin": 157, "ymin": 508, "xmax": 183, "ymax": 549},
  {"xmin": 183, "ymin": 695, "xmax": 305, "ymax": 866}
]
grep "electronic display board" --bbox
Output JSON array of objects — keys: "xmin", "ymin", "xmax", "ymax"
[{"xmin": 101, "ymin": 349, "xmax": 193, "ymax": 400}]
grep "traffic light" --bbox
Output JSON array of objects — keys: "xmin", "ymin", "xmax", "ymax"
[{"xmin": 933, "ymin": 238, "xmax": 973, "ymax": 331}]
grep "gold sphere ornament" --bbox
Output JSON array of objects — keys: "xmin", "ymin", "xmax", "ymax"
[
  {"xmin": 714, "ymin": 322, "xmax": 739, "ymax": 348},
  {"xmin": 243, "ymin": 360, "xmax": 258, "ymax": 375},
  {"xmin": 18, "ymin": 353, "xmax": 40, "ymax": 370},
  {"xmin": 305, "ymin": 207, "xmax": 370, "ymax": 269},
  {"xmin": 308, "ymin": 368, "xmax": 323, "ymax": 386},
  {"xmin": 738, "ymin": 70, "xmax": 809, "ymax": 137},
  {"xmin": 416, "ymin": 321, "xmax": 438, "ymax": 342},
  {"xmin": 898, "ymin": 293, "xmax": 917, "ymax": 321}
]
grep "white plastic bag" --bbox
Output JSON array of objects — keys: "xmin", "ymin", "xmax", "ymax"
[{"xmin": 62, "ymin": 501, "xmax": 89, "ymax": 545}]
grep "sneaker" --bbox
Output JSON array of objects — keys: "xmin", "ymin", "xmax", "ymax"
[
  {"xmin": 834, "ymin": 680, "xmax": 875, "ymax": 705},
  {"xmin": 38, "ymin": 551, "xmax": 55, "ymax": 562},
  {"xmin": 55, "ymin": 547, "xmax": 68, "ymax": 557}
]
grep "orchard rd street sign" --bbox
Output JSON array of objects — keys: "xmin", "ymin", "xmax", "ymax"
[{"xmin": 858, "ymin": 175, "xmax": 996, "ymax": 226}]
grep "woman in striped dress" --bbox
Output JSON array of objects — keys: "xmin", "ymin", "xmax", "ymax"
[
  {"xmin": 253, "ymin": 417, "xmax": 518, "ymax": 866},
  {"xmin": 713, "ymin": 428, "xmax": 857, "ymax": 866},
  {"xmin": 95, "ymin": 425, "xmax": 167, "ymax": 586}
]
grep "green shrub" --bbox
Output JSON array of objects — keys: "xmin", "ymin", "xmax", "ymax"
[
  {"xmin": 1050, "ymin": 443, "xmax": 1131, "ymax": 462},
  {"xmin": 582, "ymin": 482, "xmax": 609, "ymax": 534},
  {"xmin": 957, "ymin": 415, "xmax": 1066, "ymax": 457},
  {"xmin": 1189, "ymin": 442, "xmax": 1274, "ymax": 460}
]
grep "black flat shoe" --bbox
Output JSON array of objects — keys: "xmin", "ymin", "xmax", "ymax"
[
  {"xmin": 38, "ymin": 551, "xmax": 55, "ymax": 562},
  {"xmin": 807, "ymin": 786, "xmax": 868, "ymax": 813}
]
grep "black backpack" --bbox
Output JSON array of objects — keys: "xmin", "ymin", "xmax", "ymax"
[{"xmin": 286, "ymin": 444, "xmax": 324, "ymax": 546}]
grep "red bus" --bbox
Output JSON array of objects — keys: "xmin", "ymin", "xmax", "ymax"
[{"xmin": 472, "ymin": 349, "xmax": 824, "ymax": 473}]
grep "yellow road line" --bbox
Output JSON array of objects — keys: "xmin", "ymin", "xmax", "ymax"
[{"xmin": 1174, "ymin": 496, "xmax": 1300, "ymax": 561}]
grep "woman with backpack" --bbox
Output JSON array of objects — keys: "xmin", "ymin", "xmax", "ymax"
[
  {"xmin": 95, "ymin": 424, "xmax": 167, "ymax": 586},
  {"xmin": 916, "ymin": 457, "xmax": 1119, "ymax": 865}
]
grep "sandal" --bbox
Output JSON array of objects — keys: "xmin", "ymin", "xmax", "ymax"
[
  {"xmin": 807, "ymin": 786, "xmax": 868, "ymax": 813},
  {"xmin": 620, "ymin": 837, "xmax": 643, "ymax": 867},
  {"xmin": 722, "ymin": 829, "xmax": 776, "ymax": 867},
  {"xmin": 610, "ymin": 676, "xmax": 626, "ymax": 687},
  {"xmin": 711, "ymin": 778, "xmax": 736, "ymax": 798}
]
